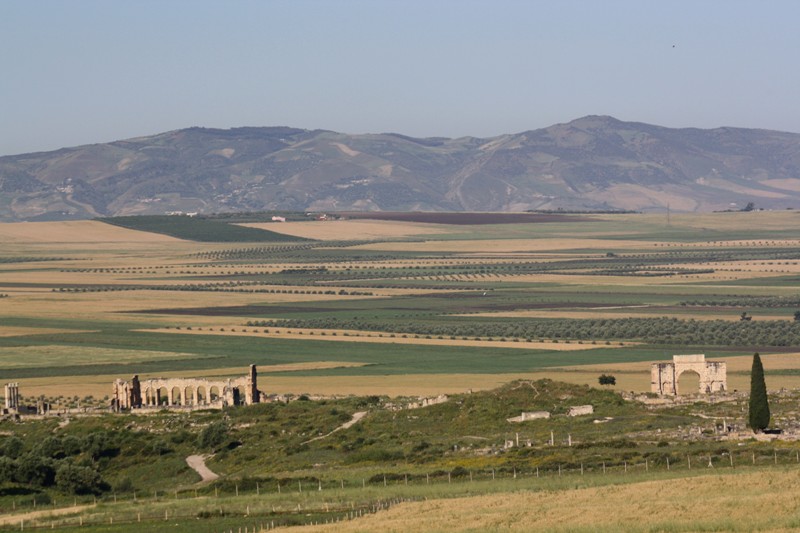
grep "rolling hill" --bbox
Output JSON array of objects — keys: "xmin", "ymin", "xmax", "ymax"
[{"xmin": 2, "ymin": 116, "xmax": 800, "ymax": 221}]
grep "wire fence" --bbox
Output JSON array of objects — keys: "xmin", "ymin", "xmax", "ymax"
[{"xmin": 2, "ymin": 447, "xmax": 800, "ymax": 531}]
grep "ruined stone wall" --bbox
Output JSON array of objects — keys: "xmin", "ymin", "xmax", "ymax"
[{"xmin": 112, "ymin": 365, "xmax": 259, "ymax": 411}]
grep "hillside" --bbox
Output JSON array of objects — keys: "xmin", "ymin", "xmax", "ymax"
[{"xmin": 2, "ymin": 116, "xmax": 800, "ymax": 221}]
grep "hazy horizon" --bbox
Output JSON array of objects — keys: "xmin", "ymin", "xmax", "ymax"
[{"xmin": 3, "ymin": 0, "xmax": 800, "ymax": 156}]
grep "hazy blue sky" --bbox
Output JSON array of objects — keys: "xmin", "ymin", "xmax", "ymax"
[{"xmin": 2, "ymin": 0, "xmax": 799, "ymax": 155}]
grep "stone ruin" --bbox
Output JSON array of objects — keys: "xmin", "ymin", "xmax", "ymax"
[
  {"xmin": 3, "ymin": 382, "xmax": 50, "ymax": 415},
  {"xmin": 112, "ymin": 365, "xmax": 260, "ymax": 412},
  {"xmin": 4, "ymin": 383, "xmax": 20, "ymax": 412},
  {"xmin": 567, "ymin": 405, "xmax": 594, "ymax": 416},
  {"xmin": 507, "ymin": 411, "xmax": 551, "ymax": 423},
  {"xmin": 651, "ymin": 354, "xmax": 726, "ymax": 396}
]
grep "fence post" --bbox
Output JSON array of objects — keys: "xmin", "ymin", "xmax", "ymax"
[
  {"xmin": 602, "ymin": 462, "xmax": 606, "ymax": 474},
  {"xmin": 688, "ymin": 456, "xmax": 691, "ymax": 469},
  {"xmin": 667, "ymin": 457, "xmax": 670, "ymax": 470},
  {"xmin": 624, "ymin": 461, "xmax": 627, "ymax": 473}
]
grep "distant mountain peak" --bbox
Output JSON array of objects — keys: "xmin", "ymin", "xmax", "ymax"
[{"xmin": 2, "ymin": 118, "xmax": 800, "ymax": 221}]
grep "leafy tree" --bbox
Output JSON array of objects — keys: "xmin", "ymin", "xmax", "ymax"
[
  {"xmin": 197, "ymin": 421, "xmax": 228, "ymax": 451},
  {"xmin": 794, "ymin": 310, "xmax": 800, "ymax": 322},
  {"xmin": 1, "ymin": 436, "xmax": 24, "ymax": 459},
  {"xmin": 598, "ymin": 374, "xmax": 617, "ymax": 386},
  {"xmin": 748, "ymin": 352, "xmax": 770, "ymax": 432},
  {"xmin": 15, "ymin": 454, "xmax": 56, "ymax": 487},
  {"xmin": 55, "ymin": 463, "xmax": 106, "ymax": 495},
  {"xmin": 82, "ymin": 432, "xmax": 118, "ymax": 461},
  {"xmin": 0, "ymin": 457, "xmax": 16, "ymax": 483},
  {"xmin": 34, "ymin": 437, "xmax": 65, "ymax": 459}
]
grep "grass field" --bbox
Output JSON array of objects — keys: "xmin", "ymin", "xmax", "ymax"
[
  {"xmin": 284, "ymin": 468, "xmax": 800, "ymax": 533},
  {"xmin": 2, "ymin": 212, "xmax": 800, "ymax": 400}
]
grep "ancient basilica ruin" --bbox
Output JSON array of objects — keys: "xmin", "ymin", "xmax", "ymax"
[{"xmin": 111, "ymin": 365, "xmax": 261, "ymax": 411}]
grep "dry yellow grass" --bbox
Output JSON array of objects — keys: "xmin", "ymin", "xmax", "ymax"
[
  {"xmin": 138, "ymin": 327, "xmax": 616, "ymax": 351},
  {"xmin": 282, "ymin": 469, "xmax": 800, "ymax": 532},
  {"xmin": 549, "ymin": 352, "xmax": 800, "ymax": 392},
  {"xmin": 357, "ymin": 238, "xmax": 658, "ymax": 253},
  {"xmin": 239, "ymin": 220, "xmax": 448, "ymax": 240},
  {"xmin": 0, "ymin": 220, "xmax": 182, "ymax": 244},
  {"xmin": 16, "ymin": 362, "xmax": 370, "ymax": 399}
]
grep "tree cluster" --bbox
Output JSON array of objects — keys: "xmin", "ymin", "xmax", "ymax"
[{"xmin": 0, "ymin": 432, "xmax": 114, "ymax": 495}]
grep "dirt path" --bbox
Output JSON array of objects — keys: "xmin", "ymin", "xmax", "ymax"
[
  {"xmin": 302, "ymin": 411, "xmax": 367, "ymax": 445},
  {"xmin": 186, "ymin": 454, "xmax": 219, "ymax": 482},
  {"xmin": 0, "ymin": 504, "xmax": 93, "ymax": 526}
]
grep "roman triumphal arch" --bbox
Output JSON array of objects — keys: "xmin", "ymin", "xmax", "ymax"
[{"xmin": 651, "ymin": 354, "xmax": 726, "ymax": 395}]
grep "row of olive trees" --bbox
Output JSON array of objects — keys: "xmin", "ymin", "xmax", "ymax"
[{"xmin": 248, "ymin": 316, "xmax": 800, "ymax": 346}]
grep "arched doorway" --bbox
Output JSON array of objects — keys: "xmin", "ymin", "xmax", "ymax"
[
  {"xmin": 678, "ymin": 369, "xmax": 701, "ymax": 395},
  {"xmin": 197, "ymin": 386, "xmax": 206, "ymax": 405}
]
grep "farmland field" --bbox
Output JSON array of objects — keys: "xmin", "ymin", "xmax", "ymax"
[
  {"xmin": 2, "ymin": 212, "xmax": 800, "ymax": 401},
  {"xmin": 2, "ymin": 211, "xmax": 800, "ymax": 532}
]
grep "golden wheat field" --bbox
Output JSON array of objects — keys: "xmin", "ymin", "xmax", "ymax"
[
  {"xmin": 240, "ymin": 219, "xmax": 449, "ymax": 240},
  {"xmin": 282, "ymin": 468, "xmax": 800, "ymax": 533}
]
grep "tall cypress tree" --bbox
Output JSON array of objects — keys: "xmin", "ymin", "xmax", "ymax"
[{"xmin": 748, "ymin": 352, "xmax": 770, "ymax": 432}]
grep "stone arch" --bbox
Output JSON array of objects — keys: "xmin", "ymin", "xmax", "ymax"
[
  {"xmin": 143, "ymin": 387, "xmax": 152, "ymax": 406},
  {"xmin": 196, "ymin": 386, "xmax": 206, "ymax": 405},
  {"xmin": 171, "ymin": 387, "xmax": 181, "ymax": 405},
  {"xmin": 233, "ymin": 385, "xmax": 247, "ymax": 405},
  {"xmin": 651, "ymin": 354, "xmax": 727, "ymax": 395},
  {"xmin": 209, "ymin": 386, "xmax": 220, "ymax": 402},
  {"xmin": 158, "ymin": 387, "xmax": 169, "ymax": 406},
  {"xmin": 677, "ymin": 368, "xmax": 701, "ymax": 395},
  {"xmin": 184, "ymin": 386, "xmax": 195, "ymax": 405}
]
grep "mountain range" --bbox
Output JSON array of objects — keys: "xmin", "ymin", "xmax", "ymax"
[{"xmin": 2, "ymin": 115, "xmax": 800, "ymax": 221}]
